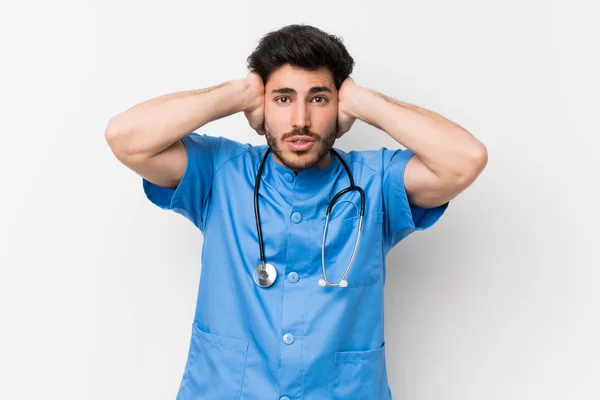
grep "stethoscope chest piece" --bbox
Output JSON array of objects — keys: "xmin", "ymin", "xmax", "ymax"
[{"xmin": 253, "ymin": 263, "xmax": 277, "ymax": 287}]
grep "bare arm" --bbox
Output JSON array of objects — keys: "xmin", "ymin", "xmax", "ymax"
[
  {"xmin": 105, "ymin": 78, "xmax": 259, "ymax": 188},
  {"xmin": 338, "ymin": 78, "xmax": 488, "ymax": 208}
]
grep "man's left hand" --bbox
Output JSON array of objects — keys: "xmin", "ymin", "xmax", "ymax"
[{"xmin": 335, "ymin": 77, "xmax": 360, "ymax": 139}]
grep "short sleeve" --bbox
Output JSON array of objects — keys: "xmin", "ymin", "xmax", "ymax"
[
  {"xmin": 382, "ymin": 148, "xmax": 449, "ymax": 249},
  {"xmin": 142, "ymin": 132, "xmax": 218, "ymax": 231}
]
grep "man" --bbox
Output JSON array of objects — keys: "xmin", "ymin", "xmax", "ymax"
[{"xmin": 105, "ymin": 24, "xmax": 487, "ymax": 400}]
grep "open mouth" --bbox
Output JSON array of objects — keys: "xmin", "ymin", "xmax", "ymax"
[{"xmin": 286, "ymin": 136, "xmax": 316, "ymax": 151}]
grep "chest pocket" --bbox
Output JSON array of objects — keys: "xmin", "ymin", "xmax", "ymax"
[{"xmin": 318, "ymin": 210, "xmax": 384, "ymax": 287}]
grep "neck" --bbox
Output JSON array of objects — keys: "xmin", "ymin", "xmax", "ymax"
[{"xmin": 272, "ymin": 151, "xmax": 331, "ymax": 174}]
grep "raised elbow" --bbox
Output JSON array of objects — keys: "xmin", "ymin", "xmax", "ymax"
[
  {"xmin": 457, "ymin": 143, "xmax": 488, "ymax": 186},
  {"xmin": 472, "ymin": 143, "xmax": 488, "ymax": 174},
  {"xmin": 104, "ymin": 117, "xmax": 135, "ymax": 159}
]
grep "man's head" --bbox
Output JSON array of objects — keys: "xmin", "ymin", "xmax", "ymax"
[{"xmin": 247, "ymin": 24, "xmax": 354, "ymax": 173}]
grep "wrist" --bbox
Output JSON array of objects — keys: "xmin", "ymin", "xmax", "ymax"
[
  {"xmin": 238, "ymin": 75, "xmax": 265, "ymax": 113},
  {"xmin": 229, "ymin": 78, "xmax": 255, "ymax": 113},
  {"xmin": 340, "ymin": 85, "xmax": 371, "ymax": 120}
]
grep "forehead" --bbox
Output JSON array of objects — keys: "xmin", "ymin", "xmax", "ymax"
[{"xmin": 266, "ymin": 64, "xmax": 335, "ymax": 92}]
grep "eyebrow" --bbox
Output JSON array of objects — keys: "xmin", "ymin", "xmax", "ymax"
[{"xmin": 271, "ymin": 86, "xmax": 333, "ymax": 95}]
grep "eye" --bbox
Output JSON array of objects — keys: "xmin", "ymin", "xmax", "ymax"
[{"xmin": 275, "ymin": 96, "xmax": 327, "ymax": 104}]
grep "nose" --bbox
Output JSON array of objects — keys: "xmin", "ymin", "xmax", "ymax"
[{"xmin": 292, "ymin": 102, "xmax": 311, "ymax": 130}]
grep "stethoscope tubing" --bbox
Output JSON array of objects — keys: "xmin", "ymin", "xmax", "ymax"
[{"xmin": 254, "ymin": 147, "xmax": 364, "ymax": 288}]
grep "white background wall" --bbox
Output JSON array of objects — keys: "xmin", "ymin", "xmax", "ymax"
[{"xmin": 2, "ymin": 0, "xmax": 598, "ymax": 399}]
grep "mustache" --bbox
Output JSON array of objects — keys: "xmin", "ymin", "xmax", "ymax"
[{"xmin": 281, "ymin": 128, "xmax": 320, "ymax": 142}]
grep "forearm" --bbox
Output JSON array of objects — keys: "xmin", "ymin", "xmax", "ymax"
[
  {"xmin": 349, "ymin": 87, "xmax": 486, "ymax": 180},
  {"xmin": 105, "ymin": 79, "xmax": 252, "ymax": 158}
]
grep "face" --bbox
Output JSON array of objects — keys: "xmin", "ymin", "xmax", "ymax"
[{"xmin": 264, "ymin": 64, "xmax": 338, "ymax": 173}]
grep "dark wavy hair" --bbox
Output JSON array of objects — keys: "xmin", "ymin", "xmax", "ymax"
[{"xmin": 247, "ymin": 24, "xmax": 355, "ymax": 90}]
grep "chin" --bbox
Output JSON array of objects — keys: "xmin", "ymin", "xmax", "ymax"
[{"xmin": 280, "ymin": 150, "xmax": 321, "ymax": 171}]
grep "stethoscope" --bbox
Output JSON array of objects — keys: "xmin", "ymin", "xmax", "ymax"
[{"xmin": 253, "ymin": 147, "xmax": 365, "ymax": 289}]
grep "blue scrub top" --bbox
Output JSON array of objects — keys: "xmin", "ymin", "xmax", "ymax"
[{"xmin": 143, "ymin": 132, "xmax": 448, "ymax": 399}]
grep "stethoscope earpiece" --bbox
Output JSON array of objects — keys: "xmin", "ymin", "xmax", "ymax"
[{"xmin": 319, "ymin": 279, "xmax": 349, "ymax": 287}]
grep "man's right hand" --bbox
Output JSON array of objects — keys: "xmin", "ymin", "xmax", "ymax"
[{"xmin": 243, "ymin": 72, "xmax": 266, "ymax": 136}]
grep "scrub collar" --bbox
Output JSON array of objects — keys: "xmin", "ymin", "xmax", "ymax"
[{"xmin": 260, "ymin": 147, "xmax": 341, "ymax": 190}]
